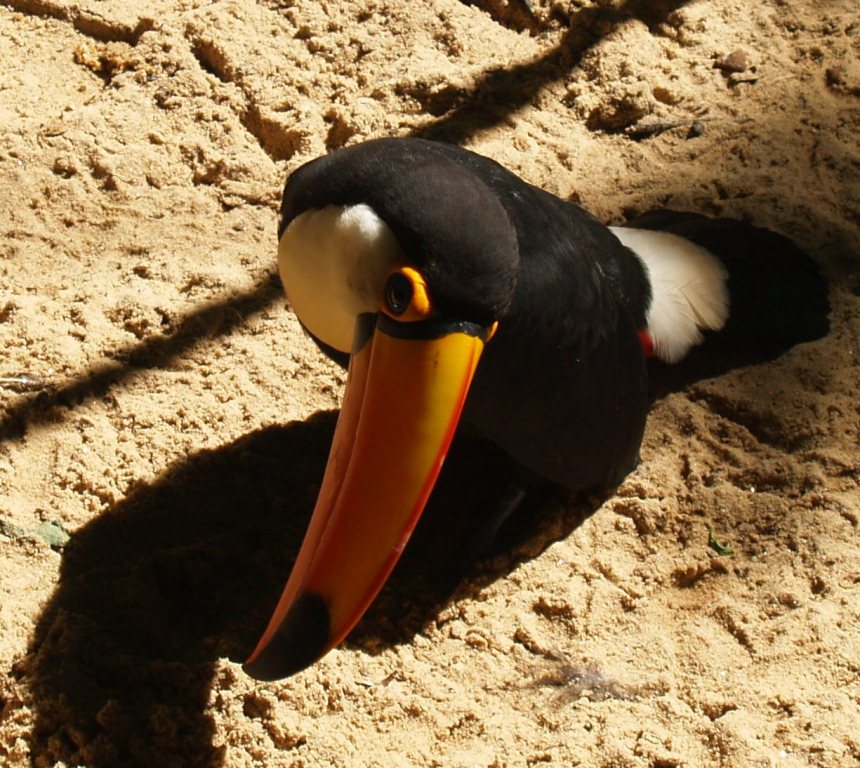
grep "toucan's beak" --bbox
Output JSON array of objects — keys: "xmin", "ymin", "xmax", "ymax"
[{"xmin": 244, "ymin": 312, "xmax": 493, "ymax": 679}]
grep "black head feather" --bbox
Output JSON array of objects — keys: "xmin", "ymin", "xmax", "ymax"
[{"xmin": 279, "ymin": 138, "xmax": 521, "ymax": 326}]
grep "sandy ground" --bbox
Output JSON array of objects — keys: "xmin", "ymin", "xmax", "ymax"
[{"xmin": 0, "ymin": 0, "xmax": 859, "ymax": 766}]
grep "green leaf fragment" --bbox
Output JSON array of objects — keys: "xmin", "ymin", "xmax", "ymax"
[
  {"xmin": 0, "ymin": 517, "xmax": 70, "ymax": 551},
  {"xmin": 35, "ymin": 521, "xmax": 71, "ymax": 551},
  {"xmin": 707, "ymin": 526, "xmax": 733, "ymax": 556}
]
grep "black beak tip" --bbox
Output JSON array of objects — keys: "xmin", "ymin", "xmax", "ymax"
[{"xmin": 243, "ymin": 592, "xmax": 331, "ymax": 681}]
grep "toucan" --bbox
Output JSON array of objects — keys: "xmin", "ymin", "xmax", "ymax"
[{"xmin": 243, "ymin": 137, "xmax": 829, "ymax": 680}]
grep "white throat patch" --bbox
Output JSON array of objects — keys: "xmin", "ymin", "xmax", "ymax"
[
  {"xmin": 611, "ymin": 226, "xmax": 730, "ymax": 364},
  {"xmin": 278, "ymin": 204, "xmax": 404, "ymax": 353}
]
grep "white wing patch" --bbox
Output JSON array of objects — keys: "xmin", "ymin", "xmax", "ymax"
[
  {"xmin": 279, "ymin": 204, "xmax": 403, "ymax": 353},
  {"xmin": 610, "ymin": 226, "xmax": 730, "ymax": 364}
]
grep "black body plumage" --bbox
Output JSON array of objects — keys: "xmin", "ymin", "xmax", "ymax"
[{"xmin": 278, "ymin": 137, "xmax": 829, "ymax": 495}]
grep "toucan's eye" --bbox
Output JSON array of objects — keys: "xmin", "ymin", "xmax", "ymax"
[
  {"xmin": 381, "ymin": 267, "xmax": 433, "ymax": 321},
  {"xmin": 384, "ymin": 273, "xmax": 413, "ymax": 316}
]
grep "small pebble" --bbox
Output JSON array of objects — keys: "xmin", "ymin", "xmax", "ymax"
[{"xmin": 715, "ymin": 49, "xmax": 751, "ymax": 73}]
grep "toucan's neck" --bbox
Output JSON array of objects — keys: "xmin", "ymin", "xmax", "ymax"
[
  {"xmin": 494, "ymin": 180, "xmax": 649, "ymax": 356},
  {"xmin": 410, "ymin": 141, "xmax": 650, "ymax": 350}
]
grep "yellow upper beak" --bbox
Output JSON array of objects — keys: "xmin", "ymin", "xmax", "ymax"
[{"xmin": 244, "ymin": 312, "xmax": 492, "ymax": 679}]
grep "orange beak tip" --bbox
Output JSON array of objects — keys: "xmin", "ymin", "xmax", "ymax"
[{"xmin": 242, "ymin": 592, "xmax": 331, "ymax": 681}]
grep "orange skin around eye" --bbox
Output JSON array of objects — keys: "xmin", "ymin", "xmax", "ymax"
[
  {"xmin": 382, "ymin": 266, "xmax": 434, "ymax": 322},
  {"xmin": 381, "ymin": 267, "xmax": 500, "ymax": 343}
]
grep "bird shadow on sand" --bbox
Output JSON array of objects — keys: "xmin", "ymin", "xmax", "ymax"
[
  {"xmin": 20, "ymin": 416, "xmax": 329, "ymax": 768},
  {"xmin": 20, "ymin": 409, "xmax": 598, "ymax": 768}
]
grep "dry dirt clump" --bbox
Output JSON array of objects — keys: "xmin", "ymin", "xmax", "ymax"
[{"xmin": 1, "ymin": 1, "xmax": 859, "ymax": 767}]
